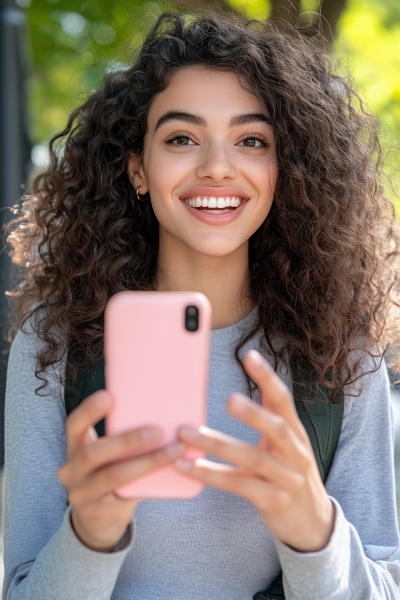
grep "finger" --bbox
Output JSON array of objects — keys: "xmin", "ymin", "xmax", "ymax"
[
  {"xmin": 178, "ymin": 425, "xmax": 302, "ymax": 491},
  {"xmin": 68, "ymin": 442, "xmax": 186, "ymax": 505},
  {"xmin": 66, "ymin": 391, "xmax": 112, "ymax": 456},
  {"xmin": 243, "ymin": 350, "xmax": 308, "ymax": 442},
  {"xmin": 83, "ymin": 426, "xmax": 98, "ymax": 445},
  {"xmin": 224, "ymin": 394, "xmax": 309, "ymax": 465},
  {"xmin": 175, "ymin": 457, "xmax": 289, "ymax": 509},
  {"xmin": 59, "ymin": 425, "xmax": 163, "ymax": 487}
]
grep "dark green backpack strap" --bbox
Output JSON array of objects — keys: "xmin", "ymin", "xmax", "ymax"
[
  {"xmin": 291, "ymin": 363, "xmax": 344, "ymax": 483},
  {"xmin": 64, "ymin": 348, "xmax": 106, "ymax": 438},
  {"xmin": 253, "ymin": 360, "xmax": 344, "ymax": 600}
]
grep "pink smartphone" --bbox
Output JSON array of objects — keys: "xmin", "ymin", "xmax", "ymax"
[{"xmin": 104, "ymin": 291, "xmax": 211, "ymax": 499}]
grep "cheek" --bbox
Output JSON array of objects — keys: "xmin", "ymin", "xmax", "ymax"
[
  {"xmin": 246, "ymin": 157, "xmax": 278, "ymax": 221},
  {"xmin": 258, "ymin": 156, "xmax": 278, "ymax": 195},
  {"xmin": 146, "ymin": 149, "xmax": 193, "ymax": 200}
]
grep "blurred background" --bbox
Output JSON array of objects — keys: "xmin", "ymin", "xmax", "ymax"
[{"xmin": 0, "ymin": 0, "xmax": 400, "ymax": 586}]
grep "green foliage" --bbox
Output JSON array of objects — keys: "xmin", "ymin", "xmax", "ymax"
[
  {"xmin": 27, "ymin": 0, "xmax": 163, "ymax": 143},
  {"xmin": 26, "ymin": 0, "xmax": 400, "ymax": 210},
  {"xmin": 335, "ymin": 0, "xmax": 400, "ymax": 207}
]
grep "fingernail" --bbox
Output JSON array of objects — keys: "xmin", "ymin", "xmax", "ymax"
[
  {"xmin": 175, "ymin": 458, "xmax": 192, "ymax": 471},
  {"xmin": 141, "ymin": 426, "xmax": 161, "ymax": 441},
  {"xmin": 230, "ymin": 394, "xmax": 248, "ymax": 412},
  {"xmin": 180, "ymin": 426, "xmax": 201, "ymax": 441},
  {"xmin": 166, "ymin": 442, "xmax": 185, "ymax": 458},
  {"xmin": 248, "ymin": 350, "xmax": 263, "ymax": 367},
  {"xmin": 95, "ymin": 394, "xmax": 109, "ymax": 408}
]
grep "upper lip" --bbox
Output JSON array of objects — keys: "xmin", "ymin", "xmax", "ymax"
[{"xmin": 179, "ymin": 187, "xmax": 250, "ymax": 200}]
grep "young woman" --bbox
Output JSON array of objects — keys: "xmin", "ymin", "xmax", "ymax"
[{"xmin": 3, "ymin": 11, "xmax": 400, "ymax": 600}]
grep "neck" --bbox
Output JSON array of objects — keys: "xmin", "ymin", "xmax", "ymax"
[{"xmin": 155, "ymin": 227, "xmax": 254, "ymax": 330}]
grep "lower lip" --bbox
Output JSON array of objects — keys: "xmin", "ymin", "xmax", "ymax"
[{"xmin": 181, "ymin": 200, "xmax": 249, "ymax": 225}]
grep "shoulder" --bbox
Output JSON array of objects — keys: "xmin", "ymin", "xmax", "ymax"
[
  {"xmin": 341, "ymin": 347, "xmax": 391, "ymax": 434},
  {"xmin": 7, "ymin": 305, "xmax": 68, "ymax": 410}
]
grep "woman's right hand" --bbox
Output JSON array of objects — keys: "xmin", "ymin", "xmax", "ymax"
[{"xmin": 58, "ymin": 390, "xmax": 186, "ymax": 553}]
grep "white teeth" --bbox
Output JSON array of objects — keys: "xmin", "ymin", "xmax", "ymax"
[
  {"xmin": 217, "ymin": 197, "xmax": 225, "ymax": 208},
  {"xmin": 184, "ymin": 196, "xmax": 244, "ymax": 209},
  {"xmin": 203, "ymin": 209, "xmax": 232, "ymax": 214}
]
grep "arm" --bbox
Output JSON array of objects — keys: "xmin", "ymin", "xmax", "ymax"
[
  {"xmin": 176, "ymin": 350, "xmax": 400, "ymax": 600},
  {"xmin": 276, "ymin": 357, "xmax": 400, "ymax": 600},
  {"xmin": 2, "ymin": 323, "xmax": 133, "ymax": 600}
]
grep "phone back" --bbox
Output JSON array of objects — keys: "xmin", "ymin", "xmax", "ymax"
[{"xmin": 105, "ymin": 291, "xmax": 211, "ymax": 499}]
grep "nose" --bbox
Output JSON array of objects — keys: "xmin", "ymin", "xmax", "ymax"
[{"xmin": 196, "ymin": 140, "xmax": 236, "ymax": 182}]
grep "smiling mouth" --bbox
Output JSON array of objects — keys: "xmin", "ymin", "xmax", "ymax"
[{"xmin": 183, "ymin": 196, "xmax": 244, "ymax": 214}]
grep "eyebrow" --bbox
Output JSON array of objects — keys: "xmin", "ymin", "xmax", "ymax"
[{"xmin": 154, "ymin": 110, "xmax": 271, "ymax": 131}]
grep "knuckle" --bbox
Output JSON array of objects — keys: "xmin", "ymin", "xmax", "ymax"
[
  {"xmin": 80, "ymin": 444, "xmax": 95, "ymax": 466},
  {"xmin": 121, "ymin": 430, "xmax": 140, "ymax": 452},
  {"xmin": 275, "ymin": 418, "xmax": 289, "ymax": 438},
  {"xmin": 248, "ymin": 448, "xmax": 265, "ymax": 471},
  {"xmin": 290, "ymin": 474, "xmax": 305, "ymax": 494},
  {"xmin": 107, "ymin": 463, "xmax": 124, "ymax": 485},
  {"xmin": 155, "ymin": 448, "xmax": 170, "ymax": 467},
  {"xmin": 297, "ymin": 447, "xmax": 312, "ymax": 471},
  {"xmin": 208, "ymin": 438, "xmax": 224, "ymax": 456},
  {"xmin": 270, "ymin": 490, "xmax": 290, "ymax": 514}
]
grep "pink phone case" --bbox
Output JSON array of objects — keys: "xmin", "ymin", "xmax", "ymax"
[{"xmin": 105, "ymin": 291, "xmax": 211, "ymax": 499}]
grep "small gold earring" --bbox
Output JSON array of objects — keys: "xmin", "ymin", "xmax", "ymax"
[{"xmin": 136, "ymin": 186, "xmax": 149, "ymax": 201}]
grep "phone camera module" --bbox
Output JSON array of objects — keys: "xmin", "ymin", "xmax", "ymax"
[{"xmin": 185, "ymin": 305, "xmax": 199, "ymax": 332}]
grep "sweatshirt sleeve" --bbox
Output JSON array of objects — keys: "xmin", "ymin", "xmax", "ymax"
[
  {"xmin": 276, "ymin": 356, "xmax": 400, "ymax": 600},
  {"xmin": 2, "ymin": 322, "xmax": 134, "ymax": 600}
]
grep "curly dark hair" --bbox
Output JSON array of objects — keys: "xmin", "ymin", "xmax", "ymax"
[{"xmin": 7, "ymin": 11, "xmax": 400, "ymax": 399}]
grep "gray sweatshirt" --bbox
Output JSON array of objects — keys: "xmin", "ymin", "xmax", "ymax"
[{"xmin": 3, "ymin": 310, "xmax": 400, "ymax": 600}]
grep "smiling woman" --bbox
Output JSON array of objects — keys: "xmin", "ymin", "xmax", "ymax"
[{"xmin": 3, "ymin": 10, "xmax": 400, "ymax": 600}]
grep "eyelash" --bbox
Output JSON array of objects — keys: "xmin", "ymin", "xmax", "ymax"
[
  {"xmin": 239, "ymin": 135, "xmax": 269, "ymax": 148},
  {"xmin": 165, "ymin": 132, "xmax": 270, "ymax": 148},
  {"xmin": 165, "ymin": 132, "xmax": 195, "ymax": 145}
]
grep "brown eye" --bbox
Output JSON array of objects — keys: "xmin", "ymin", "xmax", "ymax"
[
  {"xmin": 238, "ymin": 137, "xmax": 266, "ymax": 148},
  {"xmin": 166, "ymin": 135, "xmax": 195, "ymax": 145}
]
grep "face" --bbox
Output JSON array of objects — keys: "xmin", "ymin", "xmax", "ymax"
[{"xmin": 128, "ymin": 66, "xmax": 278, "ymax": 258}]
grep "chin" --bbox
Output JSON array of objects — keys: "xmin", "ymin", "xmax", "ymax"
[{"xmin": 187, "ymin": 241, "xmax": 243, "ymax": 258}]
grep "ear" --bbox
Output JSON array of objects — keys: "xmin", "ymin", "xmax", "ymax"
[{"xmin": 127, "ymin": 152, "xmax": 149, "ymax": 194}]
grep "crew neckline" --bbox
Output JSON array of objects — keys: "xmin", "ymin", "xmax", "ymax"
[{"xmin": 211, "ymin": 306, "xmax": 258, "ymax": 349}]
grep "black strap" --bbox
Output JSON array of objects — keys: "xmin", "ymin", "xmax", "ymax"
[{"xmin": 65, "ymin": 349, "xmax": 106, "ymax": 437}]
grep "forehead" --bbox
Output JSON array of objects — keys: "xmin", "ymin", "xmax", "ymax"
[{"xmin": 147, "ymin": 66, "xmax": 264, "ymax": 127}]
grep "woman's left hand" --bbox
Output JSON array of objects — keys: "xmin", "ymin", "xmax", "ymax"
[{"xmin": 176, "ymin": 349, "xmax": 335, "ymax": 553}]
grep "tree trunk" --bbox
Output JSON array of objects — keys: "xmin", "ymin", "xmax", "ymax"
[
  {"xmin": 320, "ymin": 0, "xmax": 348, "ymax": 42},
  {"xmin": 269, "ymin": 0, "xmax": 301, "ymax": 28},
  {"xmin": 174, "ymin": 0, "xmax": 236, "ymax": 17}
]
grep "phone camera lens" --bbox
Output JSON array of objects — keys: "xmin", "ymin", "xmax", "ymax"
[{"xmin": 185, "ymin": 305, "xmax": 199, "ymax": 332}]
